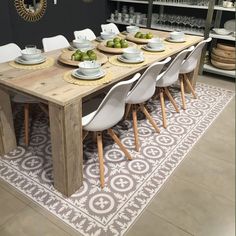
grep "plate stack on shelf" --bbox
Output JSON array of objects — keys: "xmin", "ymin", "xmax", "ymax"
[{"xmin": 210, "ymin": 43, "xmax": 236, "ymax": 70}]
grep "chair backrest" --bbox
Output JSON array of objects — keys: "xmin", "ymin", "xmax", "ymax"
[
  {"xmin": 126, "ymin": 57, "xmax": 171, "ymax": 104},
  {"xmin": 180, "ymin": 37, "xmax": 212, "ymax": 74},
  {"xmin": 156, "ymin": 47, "xmax": 194, "ymax": 87},
  {"xmin": 74, "ymin": 28, "xmax": 96, "ymax": 41},
  {"xmin": 83, "ymin": 73, "xmax": 141, "ymax": 131},
  {"xmin": 42, "ymin": 35, "xmax": 70, "ymax": 52},
  {"xmin": 0, "ymin": 43, "xmax": 21, "ymax": 63},
  {"xmin": 101, "ymin": 23, "xmax": 120, "ymax": 34}
]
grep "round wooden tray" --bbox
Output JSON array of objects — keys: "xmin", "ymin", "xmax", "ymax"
[
  {"xmin": 217, "ymin": 43, "xmax": 235, "ymax": 52},
  {"xmin": 58, "ymin": 51, "xmax": 108, "ymax": 66},
  {"xmin": 97, "ymin": 41, "xmax": 137, "ymax": 54},
  {"xmin": 211, "ymin": 53, "xmax": 235, "ymax": 64},
  {"xmin": 126, "ymin": 34, "xmax": 155, "ymax": 44},
  {"xmin": 211, "ymin": 59, "xmax": 236, "ymax": 70},
  {"xmin": 212, "ymin": 47, "xmax": 235, "ymax": 59}
]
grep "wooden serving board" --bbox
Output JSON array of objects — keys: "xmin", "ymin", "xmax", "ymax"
[
  {"xmin": 211, "ymin": 53, "xmax": 236, "ymax": 64},
  {"xmin": 217, "ymin": 43, "xmax": 236, "ymax": 52},
  {"xmin": 211, "ymin": 59, "xmax": 236, "ymax": 70},
  {"xmin": 212, "ymin": 47, "xmax": 235, "ymax": 59},
  {"xmin": 58, "ymin": 51, "xmax": 108, "ymax": 66},
  {"xmin": 126, "ymin": 34, "xmax": 156, "ymax": 44},
  {"xmin": 97, "ymin": 41, "xmax": 137, "ymax": 54}
]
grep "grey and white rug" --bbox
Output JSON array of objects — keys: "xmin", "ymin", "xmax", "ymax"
[{"xmin": 0, "ymin": 83, "xmax": 234, "ymax": 236}]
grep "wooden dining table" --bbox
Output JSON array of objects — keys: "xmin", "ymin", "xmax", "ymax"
[{"xmin": 0, "ymin": 30, "xmax": 203, "ymax": 197}]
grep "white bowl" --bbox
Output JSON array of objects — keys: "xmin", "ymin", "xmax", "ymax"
[
  {"xmin": 21, "ymin": 48, "xmax": 42, "ymax": 61},
  {"xmin": 213, "ymin": 28, "xmax": 231, "ymax": 35},
  {"xmin": 123, "ymin": 47, "xmax": 143, "ymax": 60},
  {"xmin": 147, "ymin": 38, "xmax": 164, "ymax": 49},
  {"xmin": 73, "ymin": 39, "xmax": 91, "ymax": 49},
  {"xmin": 170, "ymin": 31, "xmax": 185, "ymax": 40},
  {"xmin": 126, "ymin": 25, "xmax": 139, "ymax": 33},
  {"xmin": 100, "ymin": 31, "xmax": 116, "ymax": 40},
  {"xmin": 79, "ymin": 61, "xmax": 101, "ymax": 76}
]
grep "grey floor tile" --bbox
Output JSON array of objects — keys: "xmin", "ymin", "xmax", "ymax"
[
  {"xmin": 0, "ymin": 186, "xmax": 27, "ymax": 226},
  {"xmin": 148, "ymin": 177, "xmax": 235, "ymax": 236},
  {"xmin": 0, "ymin": 206, "xmax": 70, "ymax": 236},
  {"xmin": 126, "ymin": 210, "xmax": 192, "ymax": 236}
]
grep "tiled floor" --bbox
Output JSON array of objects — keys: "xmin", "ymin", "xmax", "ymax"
[{"xmin": 0, "ymin": 74, "xmax": 235, "ymax": 236}]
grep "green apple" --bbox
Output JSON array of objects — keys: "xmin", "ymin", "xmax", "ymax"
[
  {"xmin": 114, "ymin": 42, "xmax": 121, "ymax": 48},
  {"xmin": 135, "ymin": 32, "xmax": 142, "ymax": 38},
  {"xmin": 113, "ymin": 37, "xmax": 121, "ymax": 43},
  {"xmin": 106, "ymin": 40, "xmax": 114, "ymax": 48},
  {"xmin": 121, "ymin": 42, "xmax": 128, "ymax": 48},
  {"xmin": 81, "ymin": 53, "xmax": 90, "ymax": 61},
  {"xmin": 140, "ymin": 33, "xmax": 146, "ymax": 39},
  {"xmin": 146, "ymin": 33, "xmax": 153, "ymax": 39},
  {"xmin": 87, "ymin": 50, "xmax": 94, "ymax": 57},
  {"xmin": 89, "ymin": 53, "xmax": 97, "ymax": 61}
]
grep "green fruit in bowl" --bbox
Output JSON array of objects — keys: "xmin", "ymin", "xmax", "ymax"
[
  {"xmin": 89, "ymin": 53, "xmax": 97, "ymax": 60},
  {"xmin": 114, "ymin": 42, "xmax": 121, "ymax": 48},
  {"xmin": 146, "ymin": 33, "xmax": 153, "ymax": 39},
  {"xmin": 81, "ymin": 53, "xmax": 90, "ymax": 61},
  {"xmin": 121, "ymin": 42, "xmax": 129, "ymax": 48},
  {"xmin": 135, "ymin": 32, "xmax": 142, "ymax": 38},
  {"xmin": 113, "ymin": 37, "xmax": 121, "ymax": 43},
  {"xmin": 106, "ymin": 40, "xmax": 114, "ymax": 48},
  {"xmin": 140, "ymin": 33, "xmax": 146, "ymax": 39},
  {"xmin": 87, "ymin": 50, "xmax": 94, "ymax": 57},
  {"xmin": 76, "ymin": 49, "xmax": 82, "ymax": 54},
  {"xmin": 71, "ymin": 52, "xmax": 81, "ymax": 61}
]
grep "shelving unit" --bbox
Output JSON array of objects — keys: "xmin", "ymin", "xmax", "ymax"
[{"xmin": 107, "ymin": 0, "xmax": 235, "ymax": 78}]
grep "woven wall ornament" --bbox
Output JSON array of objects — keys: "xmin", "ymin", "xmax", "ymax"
[{"xmin": 14, "ymin": 0, "xmax": 47, "ymax": 22}]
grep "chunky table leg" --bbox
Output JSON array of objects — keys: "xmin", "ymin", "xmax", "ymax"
[
  {"xmin": 0, "ymin": 89, "xmax": 17, "ymax": 156},
  {"xmin": 49, "ymin": 99, "xmax": 83, "ymax": 197}
]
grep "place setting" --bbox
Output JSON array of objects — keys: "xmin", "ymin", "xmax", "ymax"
[
  {"xmin": 142, "ymin": 37, "xmax": 165, "ymax": 52},
  {"xmin": 165, "ymin": 31, "xmax": 186, "ymax": 43},
  {"xmin": 64, "ymin": 60, "xmax": 112, "ymax": 86},
  {"xmin": 10, "ymin": 45, "xmax": 54, "ymax": 69}
]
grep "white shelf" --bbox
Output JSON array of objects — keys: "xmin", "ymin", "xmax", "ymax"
[
  {"xmin": 214, "ymin": 5, "xmax": 236, "ymax": 12},
  {"xmin": 110, "ymin": 0, "xmax": 149, "ymax": 4},
  {"xmin": 203, "ymin": 63, "xmax": 235, "ymax": 78},
  {"xmin": 151, "ymin": 24, "xmax": 204, "ymax": 36},
  {"xmin": 209, "ymin": 32, "xmax": 236, "ymax": 41},
  {"xmin": 107, "ymin": 19, "xmax": 146, "ymax": 27},
  {"xmin": 153, "ymin": 1, "xmax": 208, "ymax": 9}
]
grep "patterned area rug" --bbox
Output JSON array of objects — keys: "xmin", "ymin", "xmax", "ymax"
[{"xmin": 0, "ymin": 83, "xmax": 234, "ymax": 236}]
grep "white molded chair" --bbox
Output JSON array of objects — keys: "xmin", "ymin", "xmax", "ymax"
[
  {"xmin": 179, "ymin": 38, "xmax": 212, "ymax": 109},
  {"xmin": 125, "ymin": 57, "xmax": 171, "ymax": 151},
  {"xmin": 42, "ymin": 35, "xmax": 70, "ymax": 52},
  {"xmin": 156, "ymin": 47, "xmax": 194, "ymax": 128},
  {"xmin": 0, "ymin": 43, "xmax": 46, "ymax": 146},
  {"xmin": 82, "ymin": 73, "xmax": 141, "ymax": 188},
  {"xmin": 74, "ymin": 28, "xmax": 96, "ymax": 41},
  {"xmin": 101, "ymin": 23, "xmax": 120, "ymax": 34}
]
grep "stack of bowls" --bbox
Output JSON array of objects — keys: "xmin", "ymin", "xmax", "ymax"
[
  {"xmin": 73, "ymin": 39, "xmax": 91, "ymax": 49},
  {"xmin": 147, "ymin": 38, "xmax": 164, "ymax": 50},
  {"xmin": 21, "ymin": 48, "xmax": 42, "ymax": 61},
  {"xmin": 79, "ymin": 61, "xmax": 101, "ymax": 76},
  {"xmin": 169, "ymin": 31, "xmax": 185, "ymax": 41}
]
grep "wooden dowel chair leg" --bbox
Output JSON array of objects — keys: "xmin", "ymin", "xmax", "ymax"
[
  {"xmin": 184, "ymin": 74, "xmax": 197, "ymax": 99},
  {"xmin": 180, "ymin": 77, "xmax": 186, "ymax": 110},
  {"xmin": 140, "ymin": 104, "xmax": 160, "ymax": 133},
  {"xmin": 97, "ymin": 132, "xmax": 105, "ymax": 188},
  {"xmin": 124, "ymin": 104, "xmax": 132, "ymax": 120},
  {"xmin": 82, "ymin": 130, "xmax": 88, "ymax": 141},
  {"xmin": 24, "ymin": 103, "xmax": 29, "ymax": 146},
  {"xmin": 159, "ymin": 89, "xmax": 167, "ymax": 129},
  {"xmin": 92, "ymin": 131, "xmax": 97, "ymax": 143},
  {"xmin": 164, "ymin": 87, "xmax": 180, "ymax": 113},
  {"xmin": 108, "ymin": 128, "xmax": 132, "ymax": 160},
  {"xmin": 132, "ymin": 104, "xmax": 140, "ymax": 152}
]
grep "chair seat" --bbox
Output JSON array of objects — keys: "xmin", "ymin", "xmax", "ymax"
[
  {"xmin": 82, "ymin": 110, "xmax": 97, "ymax": 127},
  {"xmin": 12, "ymin": 94, "xmax": 38, "ymax": 103}
]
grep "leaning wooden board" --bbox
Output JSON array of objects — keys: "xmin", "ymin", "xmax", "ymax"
[{"xmin": 58, "ymin": 51, "xmax": 108, "ymax": 66}]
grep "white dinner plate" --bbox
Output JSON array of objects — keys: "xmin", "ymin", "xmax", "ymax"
[
  {"xmin": 72, "ymin": 69, "xmax": 106, "ymax": 80},
  {"xmin": 15, "ymin": 56, "xmax": 46, "ymax": 65},
  {"xmin": 165, "ymin": 37, "xmax": 186, "ymax": 43},
  {"xmin": 212, "ymin": 28, "xmax": 231, "ymax": 35},
  {"xmin": 117, "ymin": 55, "xmax": 145, "ymax": 64},
  {"xmin": 142, "ymin": 45, "xmax": 165, "ymax": 52}
]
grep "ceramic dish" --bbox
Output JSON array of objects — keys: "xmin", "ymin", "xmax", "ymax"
[
  {"xmin": 212, "ymin": 28, "xmax": 231, "ymax": 35},
  {"xmin": 117, "ymin": 55, "xmax": 144, "ymax": 64},
  {"xmin": 72, "ymin": 68, "xmax": 106, "ymax": 80},
  {"xmin": 15, "ymin": 56, "xmax": 46, "ymax": 65},
  {"xmin": 165, "ymin": 37, "xmax": 186, "ymax": 43},
  {"xmin": 142, "ymin": 45, "xmax": 165, "ymax": 52}
]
